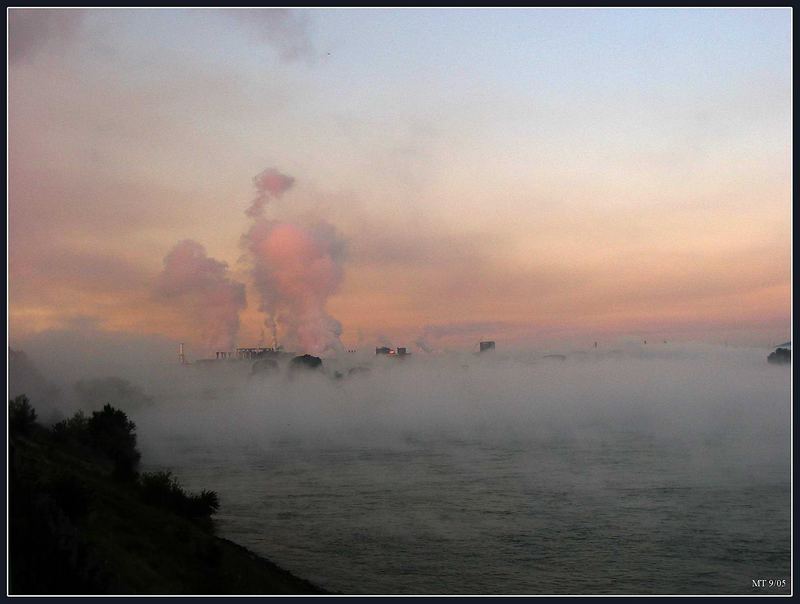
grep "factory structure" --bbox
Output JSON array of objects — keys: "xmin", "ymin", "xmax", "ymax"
[
  {"xmin": 376, "ymin": 346, "xmax": 409, "ymax": 356},
  {"xmin": 179, "ymin": 344, "xmax": 293, "ymax": 365},
  {"xmin": 211, "ymin": 347, "xmax": 295, "ymax": 363},
  {"xmin": 216, "ymin": 347, "xmax": 287, "ymax": 360},
  {"xmin": 179, "ymin": 339, "xmax": 498, "ymax": 365}
]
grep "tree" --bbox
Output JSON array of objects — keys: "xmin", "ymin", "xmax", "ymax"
[
  {"xmin": 87, "ymin": 404, "xmax": 141, "ymax": 480},
  {"xmin": 9, "ymin": 395, "xmax": 37, "ymax": 436},
  {"xmin": 51, "ymin": 411, "xmax": 89, "ymax": 445}
]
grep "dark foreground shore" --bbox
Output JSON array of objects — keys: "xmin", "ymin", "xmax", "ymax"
[{"xmin": 9, "ymin": 399, "xmax": 326, "ymax": 595}]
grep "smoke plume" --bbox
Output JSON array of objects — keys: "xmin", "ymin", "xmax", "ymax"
[
  {"xmin": 246, "ymin": 167, "xmax": 295, "ymax": 218},
  {"xmin": 155, "ymin": 239, "xmax": 246, "ymax": 353},
  {"xmin": 244, "ymin": 219, "xmax": 345, "ymax": 354},
  {"xmin": 242, "ymin": 168, "xmax": 345, "ymax": 354}
]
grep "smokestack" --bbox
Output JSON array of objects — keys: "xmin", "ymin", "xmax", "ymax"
[{"xmin": 179, "ymin": 343, "xmax": 186, "ymax": 365}]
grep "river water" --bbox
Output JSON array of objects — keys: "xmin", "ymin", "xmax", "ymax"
[{"xmin": 136, "ymin": 345, "xmax": 791, "ymax": 595}]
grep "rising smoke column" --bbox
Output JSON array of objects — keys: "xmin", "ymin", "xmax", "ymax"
[
  {"xmin": 246, "ymin": 167, "xmax": 295, "ymax": 218},
  {"xmin": 243, "ymin": 168, "xmax": 345, "ymax": 354},
  {"xmin": 155, "ymin": 240, "xmax": 247, "ymax": 353}
]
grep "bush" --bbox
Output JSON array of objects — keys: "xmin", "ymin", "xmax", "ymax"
[
  {"xmin": 191, "ymin": 490, "xmax": 220, "ymax": 517},
  {"xmin": 140, "ymin": 471, "xmax": 183, "ymax": 508},
  {"xmin": 9, "ymin": 395, "xmax": 37, "ymax": 436},
  {"xmin": 139, "ymin": 471, "xmax": 220, "ymax": 522}
]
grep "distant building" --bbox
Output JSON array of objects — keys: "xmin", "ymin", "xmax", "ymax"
[
  {"xmin": 479, "ymin": 341, "xmax": 496, "ymax": 352},
  {"xmin": 376, "ymin": 346, "xmax": 408, "ymax": 357},
  {"xmin": 208, "ymin": 347, "xmax": 288, "ymax": 362},
  {"xmin": 235, "ymin": 347, "xmax": 276, "ymax": 359}
]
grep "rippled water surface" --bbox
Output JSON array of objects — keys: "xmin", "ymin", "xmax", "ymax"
[{"xmin": 137, "ymin": 347, "xmax": 791, "ymax": 594}]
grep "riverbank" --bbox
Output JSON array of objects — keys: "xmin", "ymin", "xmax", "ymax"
[{"xmin": 8, "ymin": 397, "xmax": 326, "ymax": 595}]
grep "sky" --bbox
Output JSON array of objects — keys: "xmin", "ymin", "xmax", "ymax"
[{"xmin": 7, "ymin": 8, "xmax": 792, "ymax": 356}]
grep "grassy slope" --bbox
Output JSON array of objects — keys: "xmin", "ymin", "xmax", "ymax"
[{"xmin": 9, "ymin": 428, "xmax": 326, "ymax": 595}]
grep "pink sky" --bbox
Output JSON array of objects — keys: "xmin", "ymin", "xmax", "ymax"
[{"xmin": 8, "ymin": 9, "xmax": 792, "ymax": 354}]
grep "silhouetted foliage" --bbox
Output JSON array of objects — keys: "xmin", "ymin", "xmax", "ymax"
[
  {"xmin": 140, "ymin": 470, "xmax": 181, "ymax": 506},
  {"xmin": 87, "ymin": 404, "xmax": 141, "ymax": 480},
  {"xmin": 9, "ymin": 395, "xmax": 37, "ymax": 436},
  {"xmin": 51, "ymin": 411, "xmax": 90, "ymax": 446},
  {"xmin": 139, "ymin": 471, "xmax": 220, "ymax": 524},
  {"xmin": 196, "ymin": 490, "xmax": 221, "ymax": 516},
  {"xmin": 9, "ymin": 396, "xmax": 324, "ymax": 595}
]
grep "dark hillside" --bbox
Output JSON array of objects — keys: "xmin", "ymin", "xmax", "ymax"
[{"xmin": 9, "ymin": 396, "xmax": 325, "ymax": 595}]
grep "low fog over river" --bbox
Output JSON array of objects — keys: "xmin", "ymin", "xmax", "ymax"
[{"xmin": 12, "ymin": 342, "xmax": 792, "ymax": 594}]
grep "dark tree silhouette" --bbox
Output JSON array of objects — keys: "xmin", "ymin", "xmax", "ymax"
[
  {"xmin": 9, "ymin": 395, "xmax": 37, "ymax": 436},
  {"xmin": 51, "ymin": 411, "xmax": 90, "ymax": 446},
  {"xmin": 140, "ymin": 471, "xmax": 220, "ymax": 523},
  {"xmin": 87, "ymin": 404, "xmax": 141, "ymax": 479}
]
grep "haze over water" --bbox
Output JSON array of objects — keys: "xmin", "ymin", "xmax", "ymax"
[{"xmin": 132, "ymin": 344, "xmax": 791, "ymax": 595}]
